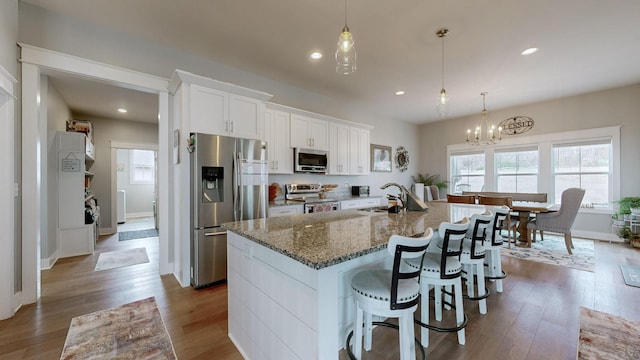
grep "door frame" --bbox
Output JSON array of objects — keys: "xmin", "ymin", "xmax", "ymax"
[{"xmin": 19, "ymin": 44, "xmax": 173, "ymax": 305}]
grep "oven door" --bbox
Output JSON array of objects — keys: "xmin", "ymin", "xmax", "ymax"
[{"xmin": 304, "ymin": 202, "xmax": 339, "ymax": 214}]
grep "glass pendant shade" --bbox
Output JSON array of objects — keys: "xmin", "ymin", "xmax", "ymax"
[
  {"xmin": 436, "ymin": 88, "xmax": 450, "ymax": 117},
  {"xmin": 336, "ymin": 26, "xmax": 356, "ymax": 74}
]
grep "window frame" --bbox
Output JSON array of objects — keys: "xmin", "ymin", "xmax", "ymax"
[
  {"xmin": 494, "ymin": 146, "xmax": 540, "ymax": 193},
  {"xmin": 447, "ymin": 126, "xmax": 620, "ymax": 214},
  {"xmin": 129, "ymin": 149, "xmax": 156, "ymax": 185}
]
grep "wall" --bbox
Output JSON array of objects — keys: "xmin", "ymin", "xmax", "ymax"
[
  {"xmin": 86, "ymin": 117, "xmax": 158, "ymax": 229},
  {"xmin": 418, "ymin": 84, "xmax": 640, "ymax": 236},
  {"xmin": 44, "ymin": 78, "xmax": 72, "ymax": 262},
  {"xmin": 116, "ymin": 148, "xmax": 156, "ymax": 218}
]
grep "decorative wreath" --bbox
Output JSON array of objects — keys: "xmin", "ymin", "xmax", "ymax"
[{"xmin": 394, "ymin": 146, "xmax": 409, "ymax": 172}]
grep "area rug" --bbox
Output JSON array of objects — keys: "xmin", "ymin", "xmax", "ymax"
[
  {"xmin": 577, "ymin": 306, "xmax": 640, "ymax": 359},
  {"xmin": 500, "ymin": 234, "xmax": 595, "ymax": 272},
  {"xmin": 94, "ymin": 247, "xmax": 149, "ymax": 272},
  {"xmin": 119, "ymin": 228, "xmax": 158, "ymax": 241},
  {"xmin": 620, "ymin": 264, "xmax": 640, "ymax": 287},
  {"xmin": 60, "ymin": 297, "xmax": 177, "ymax": 360}
]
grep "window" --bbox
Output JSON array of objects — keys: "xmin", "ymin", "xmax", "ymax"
[
  {"xmin": 130, "ymin": 149, "xmax": 155, "ymax": 185},
  {"xmin": 450, "ymin": 153, "xmax": 485, "ymax": 193},
  {"xmin": 495, "ymin": 148, "xmax": 539, "ymax": 193},
  {"xmin": 553, "ymin": 141, "xmax": 611, "ymax": 206}
]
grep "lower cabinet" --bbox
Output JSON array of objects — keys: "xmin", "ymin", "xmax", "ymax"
[
  {"xmin": 59, "ymin": 225, "xmax": 95, "ymax": 258},
  {"xmin": 340, "ymin": 198, "xmax": 381, "ymax": 210},
  {"xmin": 268, "ymin": 204, "xmax": 304, "ymax": 217}
]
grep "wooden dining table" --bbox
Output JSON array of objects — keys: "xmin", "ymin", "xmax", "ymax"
[{"xmin": 511, "ymin": 201, "xmax": 557, "ymax": 246}]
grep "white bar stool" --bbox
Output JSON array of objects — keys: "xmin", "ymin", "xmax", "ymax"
[{"xmin": 350, "ymin": 229, "xmax": 433, "ymax": 360}]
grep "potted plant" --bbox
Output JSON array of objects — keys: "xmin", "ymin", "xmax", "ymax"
[
  {"xmin": 411, "ymin": 173, "xmax": 449, "ymax": 190},
  {"xmin": 611, "ymin": 213, "xmax": 626, "ymax": 226},
  {"xmin": 617, "ymin": 197, "xmax": 640, "ymax": 215},
  {"xmin": 617, "ymin": 226, "xmax": 640, "ymax": 248}
]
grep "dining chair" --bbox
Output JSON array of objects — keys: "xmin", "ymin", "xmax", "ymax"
[
  {"xmin": 477, "ymin": 195, "xmax": 518, "ymax": 248},
  {"xmin": 447, "ymin": 194, "xmax": 476, "ymax": 204},
  {"xmin": 350, "ymin": 229, "xmax": 433, "ymax": 360},
  {"xmin": 405, "ymin": 218, "xmax": 470, "ymax": 348},
  {"xmin": 527, "ymin": 188, "xmax": 585, "ymax": 254}
]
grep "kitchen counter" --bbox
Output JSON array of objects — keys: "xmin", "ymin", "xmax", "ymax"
[
  {"xmin": 223, "ymin": 201, "xmax": 489, "ymax": 360},
  {"xmin": 224, "ymin": 202, "xmax": 447, "ymax": 269}
]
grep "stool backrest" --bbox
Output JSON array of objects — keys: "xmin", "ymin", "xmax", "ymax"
[
  {"xmin": 488, "ymin": 206, "xmax": 509, "ymax": 246},
  {"xmin": 466, "ymin": 212, "xmax": 492, "ymax": 260},
  {"xmin": 438, "ymin": 217, "xmax": 470, "ymax": 279},
  {"xmin": 388, "ymin": 228, "xmax": 434, "ymax": 310}
]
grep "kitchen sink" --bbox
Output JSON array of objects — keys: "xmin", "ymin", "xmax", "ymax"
[{"xmin": 357, "ymin": 206, "xmax": 388, "ymax": 213}]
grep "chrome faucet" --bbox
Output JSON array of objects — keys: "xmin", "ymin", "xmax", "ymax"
[{"xmin": 380, "ymin": 183, "xmax": 410, "ymax": 211}]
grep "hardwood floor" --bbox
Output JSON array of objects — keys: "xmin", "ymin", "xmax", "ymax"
[{"xmin": 0, "ymin": 235, "xmax": 638, "ymax": 359}]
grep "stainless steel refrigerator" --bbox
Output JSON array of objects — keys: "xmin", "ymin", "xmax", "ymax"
[{"xmin": 190, "ymin": 133, "xmax": 268, "ymax": 288}]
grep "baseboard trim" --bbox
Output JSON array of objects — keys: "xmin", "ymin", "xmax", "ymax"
[
  {"xmin": 126, "ymin": 211, "xmax": 154, "ymax": 219},
  {"xmin": 40, "ymin": 251, "xmax": 58, "ymax": 270},
  {"xmin": 573, "ymin": 230, "xmax": 623, "ymax": 243}
]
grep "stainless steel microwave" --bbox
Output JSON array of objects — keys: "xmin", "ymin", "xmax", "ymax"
[{"xmin": 294, "ymin": 148, "xmax": 327, "ymax": 174}]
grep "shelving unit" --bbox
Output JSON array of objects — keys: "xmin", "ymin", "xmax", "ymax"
[{"xmin": 56, "ymin": 130, "xmax": 97, "ymax": 258}]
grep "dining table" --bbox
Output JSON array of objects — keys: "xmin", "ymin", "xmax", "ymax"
[{"xmin": 511, "ymin": 201, "xmax": 557, "ymax": 246}]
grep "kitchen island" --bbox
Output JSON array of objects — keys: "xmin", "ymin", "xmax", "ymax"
[{"xmin": 222, "ymin": 202, "xmax": 487, "ymax": 359}]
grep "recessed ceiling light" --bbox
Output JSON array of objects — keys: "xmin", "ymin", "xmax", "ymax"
[
  {"xmin": 395, "ymin": 90, "xmax": 405, "ymax": 96},
  {"xmin": 117, "ymin": 108, "xmax": 127, "ymax": 113},
  {"xmin": 521, "ymin": 47, "xmax": 538, "ymax": 55},
  {"xmin": 310, "ymin": 52, "xmax": 323, "ymax": 60}
]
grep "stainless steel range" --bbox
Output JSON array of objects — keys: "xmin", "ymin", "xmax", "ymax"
[{"xmin": 285, "ymin": 184, "xmax": 340, "ymax": 214}]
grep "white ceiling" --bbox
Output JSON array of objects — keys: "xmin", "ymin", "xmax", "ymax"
[{"xmin": 24, "ymin": 0, "xmax": 640, "ymax": 124}]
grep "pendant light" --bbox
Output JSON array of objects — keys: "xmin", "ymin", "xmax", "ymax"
[
  {"xmin": 466, "ymin": 92, "xmax": 502, "ymax": 145},
  {"xmin": 335, "ymin": 0, "xmax": 356, "ymax": 74},
  {"xmin": 436, "ymin": 28, "xmax": 450, "ymax": 118}
]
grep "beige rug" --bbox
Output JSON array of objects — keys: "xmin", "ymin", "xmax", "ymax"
[
  {"xmin": 578, "ymin": 306, "xmax": 640, "ymax": 359},
  {"xmin": 60, "ymin": 297, "xmax": 177, "ymax": 360},
  {"xmin": 501, "ymin": 234, "xmax": 595, "ymax": 272},
  {"xmin": 94, "ymin": 247, "xmax": 150, "ymax": 272}
]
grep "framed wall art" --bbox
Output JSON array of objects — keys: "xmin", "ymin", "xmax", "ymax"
[{"xmin": 370, "ymin": 144, "xmax": 392, "ymax": 172}]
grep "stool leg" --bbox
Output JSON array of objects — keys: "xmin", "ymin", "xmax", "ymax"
[
  {"xmin": 454, "ymin": 277, "xmax": 466, "ymax": 345},
  {"xmin": 477, "ymin": 263, "xmax": 487, "ymax": 314},
  {"xmin": 444, "ymin": 284, "xmax": 452, "ymax": 311},
  {"xmin": 364, "ymin": 311, "xmax": 373, "ymax": 351},
  {"xmin": 354, "ymin": 304, "xmax": 363, "ymax": 359},
  {"xmin": 399, "ymin": 312, "xmax": 416, "ymax": 360},
  {"xmin": 493, "ymin": 249, "xmax": 503, "ymax": 293},
  {"xmin": 466, "ymin": 264, "xmax": 475, "ymax": 299},
  {"xmin": 435, "ymin": 285, "xmax": 443, "ymax": 321},
  {"xmin": 420, "ymin": 281, "xmax": 430, "ymax": 347}
]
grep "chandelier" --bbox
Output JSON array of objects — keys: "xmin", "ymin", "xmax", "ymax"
[
  {"xmin": 335, "ymin": 0, "xmax": 356, "ymax": 74},
  {"xmin": 466, "ymin": 92, "xmax": 502, "ymax": 145},
  {"xmin": 436, "ymin": 28, "xmax": 450, "ymax": 118}
]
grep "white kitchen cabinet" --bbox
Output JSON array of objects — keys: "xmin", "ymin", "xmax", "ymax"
[
  {"xmin": 328, "ymin": 123, "xmax": 350, "ymax": 175},
  {"xmin": 340, "ymin": 197, "xmax": 381, "ymax": 210},
  {"xmin": 268, "ymin": 204, "xmax": 304, "ymax": 217},
  {"xmin": 265, "ymin": 108, "xmax": 293, "ymax": 174},
  {"xmin": 190, "ymin": 83, "xmax": 265, "ymax": 140},
  {"xmin": 56, "ymin": 131, "xmax": 95, "ymax": 258},
  {"xmin": 290, "ymin": 113, "xmax": 329, "ymax": 150},
  {"xmin": 349, "ymin": 127, "xmax": 370, "ymax": 175}
]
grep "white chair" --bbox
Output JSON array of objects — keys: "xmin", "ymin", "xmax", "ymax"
[
  {"xmin": 405, "ymin": 218, "xmax": 470, "ymax": 348},
  {"xmin": 350, "ymin": 228, "xmax": 433, "ymax": 360},
  {"xmin": 459, "ymin": 212, "xmax": 492, "ymax": 314},
  {"xmin": 484, "ymin": 206, "xmax": 510, "ymax": 293}
]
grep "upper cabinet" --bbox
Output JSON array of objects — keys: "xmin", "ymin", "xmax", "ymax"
[
  {"xmin": 170, "ymin": 70, "xmax": 273, "ymax": 140},
  {"xmin": 329, "ymin": 122, "xmax": 350, "ymax": 175},
  {"xmin": 290, "ymin": 114, "xmax": 329, "ymax": 151},
  {"xmin": 265, "ymin": 108, "xmax": 293, "ymax": 174},
  {"xmin": 349, "ymin": 127, "xmax": 370, "ymax": 175}
]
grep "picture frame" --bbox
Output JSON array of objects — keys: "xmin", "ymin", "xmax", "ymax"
[{"xmin": 370, "ymin": 144, "xmax": 392, "ymax": 172}]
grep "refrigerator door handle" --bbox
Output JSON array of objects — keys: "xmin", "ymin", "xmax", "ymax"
[
  {"xmin": 238, "ymin": 152, "xmax": 244, "ymax": 220},
  {"xmin": 204, "ymin": 231, "xmax": 227, "ymax": 236}
]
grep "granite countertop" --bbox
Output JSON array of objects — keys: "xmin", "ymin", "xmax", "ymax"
[{"xmin": 223, "ymin": 201, "xmax": 467, "ymax": 270}]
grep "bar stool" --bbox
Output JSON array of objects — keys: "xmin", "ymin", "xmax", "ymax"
[
  {"xmin": 460, "ymin": 212, "xmax": 492, "ymax": 314},
  {"xmin": 350, "ymin": 229, "xmax": 433, "ymax": 360},
  {"xmin": 405, "ymin": 218, "xmax": 470, "ymax": 348},
  {"xmin": 484, "ymin": 206, "xmax": 510, "ymax": 293}
]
